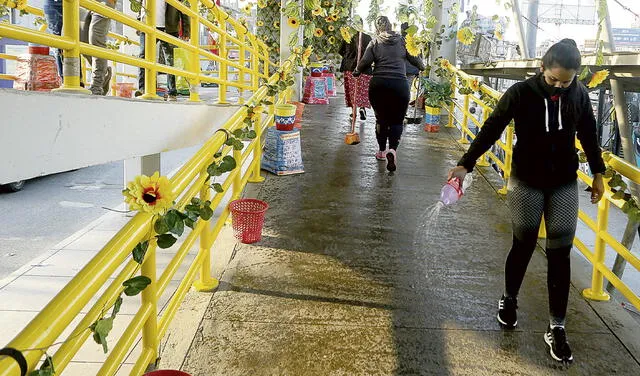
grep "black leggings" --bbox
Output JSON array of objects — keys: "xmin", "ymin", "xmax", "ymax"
[
  {"xmin": 505, "ymin": 177, "xmax": 578, "ymax": 325},
  {"xmin": 369, "ymin": 77, "xmax": 409, "ymax": 151}
]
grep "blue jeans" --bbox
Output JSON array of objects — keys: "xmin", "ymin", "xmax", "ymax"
[
  {"xmin": 138, "ymin": 29, "xmax": 178, "ymax": 96},
  {"xmin": 44, "ymin": 0, "xmax": 63, "ymax": 77}
]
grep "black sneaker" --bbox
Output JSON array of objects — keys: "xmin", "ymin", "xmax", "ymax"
[
  {"xmin": 544, "ymin": 325, "xmax": 573, "ymax": 363},
  {"xmin": 497, "ymin": 295, "xmax": 518, "ymax": 328},
  {"xmin": 359, "ymin": 108, "xmax": 366, "ymax": 120}
]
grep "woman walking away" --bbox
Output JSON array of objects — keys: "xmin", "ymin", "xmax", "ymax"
[
  {"xmin": 338, "ymin": 20, "xmax": 372, "ymax": 121},
  {"xmin": 354, "ymin": 16, "xmax": 425, "ymax": 172},
  {"xmin": 448, "ymin": 39, "xmax": 605, "ymax": 363}
]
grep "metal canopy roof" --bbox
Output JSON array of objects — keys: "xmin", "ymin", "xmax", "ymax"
[{"xmin": 461, "ymin": 52, "xmax": 640, "ymax": 91}]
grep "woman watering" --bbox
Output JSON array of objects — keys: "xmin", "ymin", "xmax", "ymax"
[
  {"xmin": 448, "ymin": 39, "xmax": 605, "ymax": 363},
  {"xmin": 354, "ymin": 16, "xmax": 425, "ymax": 172}
]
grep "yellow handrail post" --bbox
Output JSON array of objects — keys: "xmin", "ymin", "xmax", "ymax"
[
  {"xmin": 189, "ymin": 0, "xmax": 201, "ymax": 102},
  {"xmin": 141, "ymin": 240, "xmax": 160, "ymax": 366},
  {"xmin": 54, "ymin": 0, "xmax": 90, "ymax": 93},
  {"xmin": 250, "ymin": 38, "xmax": 259, "ymax": 92},
  {"xmin": 141, "ymin": 0, "xmax": 160, "ymax": 100},
  {"xmin": 248, "ymin": 106, "xmax": 266, "ymax": 183},
  {"xmin": 583, "ymin": 198, "xmax": 612, "ymax": 301},
  {"xmin": 447, "ymin": 81, "xmax": 456, "ymax": 128},
  {"xmin": 110, "ymin": 60, "xmax": 117, "ymax": 96},
  {"xmin": 458, "ymin": 94, "xmax": 470, "ymax": 144},
  {"xmin": 193, "ymin": 170, "xmax": 219, "ymax": 291},
  {"xmin": 497, "ymin": 124, "xmax": 514, "ymax": 195},
  {"xmin": 477, "ymin": 108, "xmax": 490, "ymax": 167},
  {"xmin": 217, "ymin": 14, "xmax": 228, "ymax": 104},
  {"xmin": 237, "ymin": 34, "xmax": 246, "ymax": 104},
  {"xmin": 232, "ymin": 147, "xmax": 243, "ymax": 199}
]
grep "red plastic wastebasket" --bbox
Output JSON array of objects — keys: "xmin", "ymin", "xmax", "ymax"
[
  {"xmin": 144, "ymin": 371, "xmax": 191, "ymax": 376},
  {"xmin": 229, "ymin": 199, "xmax": 268, "ymax": 244}
]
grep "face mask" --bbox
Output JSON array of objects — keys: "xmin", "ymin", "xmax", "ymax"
[{"xmin": 541, "ymin": 75, "xmax": 571, "ymax": 96}]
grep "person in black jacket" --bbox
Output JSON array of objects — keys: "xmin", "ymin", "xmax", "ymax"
[
  {"xmin": 354, "ymin": 16, "xmax": 425, "ymax": 172},
  {"xmin": 448, "ymin": 39, "xmax": 605, "ymax": 363}
]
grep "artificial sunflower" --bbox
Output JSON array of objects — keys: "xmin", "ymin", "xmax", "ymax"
[
  {"xmin": 340, "ymin": 26, "xmax": 352, "ymax": 43},
  {"xmin": 314, "ymin": 28, "xmax": 324, "ymax": 37},
  {"xmin": 457, "ymin": 27, "xmax": 475, "ymax": 45},
  {"xmin": 588, "ymin": 69, "xmax": 609, "ymax": 88},
  {"xmin": 323, "ymin": 0, "xmax": 331, "ymax": 6},
  {"xmin": 274, "ymin": 20, "xmax": 280, "ymax": 29},
  {"xmin": 312, "ymin": 8, "xmax": 323, "ymax": 16},
  {"xmin": 15, "ymin": 0, "xmax": 27, "ymax": 10},
  {"xmin": 287, "ymin": 17, "xmax": 300, "ymax": 29},
  {"xmin": 328, "ymin": 36, "xmax": 336, "ymax": 45},
  {"xmin": 325, "ymin": 16, "xmax": 333, "ymax": 23},
  {"xmin": 331, "ymin": 14, "xmax": 339, "ymax": 21},
  {"xmin": 242, "ymin": 4, "xmax": 252, "ymax": 15},
  {"xmin": 469, "ymin": 79, "xmax": 481, "ymax": 92},
  {"xmin": 257, "ymin": 20, "xmax": 264, "ymax": 27},
  {"xmin": 302, "ymin": 46, "xmax": 313, "ymax": 66},
  {"xmin": 328, "ymin": 25, "xmax": 335, "ymax": 32},
  {"xmin": 405, "ymin": 33, "xmax": 420, "ymax": 57},
  {"xmin": 257, "ymin": 0, "xmax": 267, "ymax": 8},
  {"xmin": 123, "ymin": 172, "xmax": 174, "ymax": 215},
  {"xmin": 494, "ymin": 30, "xmax": 503, "ymax": 40}
]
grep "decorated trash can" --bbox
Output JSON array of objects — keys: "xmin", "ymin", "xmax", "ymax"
[
  {"xmin": 424, "ymin": 105, "xmax": 441, "ymax": 132},
  {"xmin": 275, "ymin": 104, "xmax": 297, "ymax": 131},
  {"xmin": 322, "ymin": 72, "xmax": 336, "ymax": 97},
  {"xmin": 302, "ymin": 76, "xmax": 329, "ymax": 105},
  {"xmin": 261, "ymin": 127, "xmax": 304, "ymax": 176}
]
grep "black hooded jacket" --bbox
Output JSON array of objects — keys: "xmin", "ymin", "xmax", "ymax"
[
  {"xmin": 356, "ymin": 32, "xmax": 425, "ymax": 80},
  {"xmin": 457, "ymin": 73, "xmax": 605, "ymax": 188}
]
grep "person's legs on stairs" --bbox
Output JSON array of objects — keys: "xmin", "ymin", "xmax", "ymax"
[
  {"xmin": 137, "ymin": 32, "xmax": 146, "ymax": 95},
  {"xmin": 163, "ymin": 33, "xmax": 178, "ymax": 98},
  {"xmin": 87, "ymin": 10, "xmax": 112, "ymax": 95}
]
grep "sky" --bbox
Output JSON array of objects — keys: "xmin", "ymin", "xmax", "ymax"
[{"xmin": 354, "ymin": 0, "xmax": 640, "ymax": 47}]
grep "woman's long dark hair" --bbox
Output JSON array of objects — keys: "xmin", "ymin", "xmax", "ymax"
[{"xmin": 541, "ymin": 38, "xmax": 583, "ymax": 123}]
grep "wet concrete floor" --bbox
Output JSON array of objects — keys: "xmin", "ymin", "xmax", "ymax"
[{"xmin": 181, "ymin": 96, "xmax": 640, "ymax": 375}]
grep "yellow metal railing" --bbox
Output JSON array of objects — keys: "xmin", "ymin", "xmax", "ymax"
[
  {"xmin": 0, "ymin": 55, "xmax": 294, "ymax": 375},
  {"xmin": 0, "ymin": 0, "xmax": 272, "ymax": 102},
  {"xmin": 445, "ymin": 64, "xmax": 640, "ymax": 314}
]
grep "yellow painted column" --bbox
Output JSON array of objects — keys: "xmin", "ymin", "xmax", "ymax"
[
  {"xmin": 232, "ymin": 147, "xmax": 243, "ymax": 200},
  {"xmin": 458, "ymin": 94, "xmax": 470, "ymax": 144},
  {"xmin": 141, "ymin": 0, "xmax": 160, "ymax": 100},
  {"xmin": 477, "ymin": 108, "xmax": 491, "ymax": 167},
  {"xmin": 251, "ymin": 38, "xmax": 259, "ymax": 92},
  {"xmin": 217, "ymin": 14, "xmax": 228, "ymax": 104},
  {"xmin": 497, "ymin": 124, "xmax": 515, "ymax": 195},
  {"xmin": 237, "ymin": 33, "xmax": 246, "ymax": 105},
  {"xmin": 583, "ymin": 198, "xmax": 612, "ymax": 301},
  {"xmin": 249, "ymin": 105, "xmax": 266, "ymax": 183},
  {"xmin": 110, "ymin": 60, "xmax": 117, "ymax": 96},
  {"xmin": 55, "ymin": 0, "xmax": 90, "ymax": 93},
  {"xmin": 140, "ymin": 239, "xmax": 159, "ymax": 364},
  {"xmin": 189, "ymin": 0, "xmax": 201, "ymax": 102},
  {"xmin": 446, "ymin": 82, "xmax": 456, "ymax": 128},
  {"xmin": 193, "ymin": 170, "xmax": 219, "ymax": 291}
]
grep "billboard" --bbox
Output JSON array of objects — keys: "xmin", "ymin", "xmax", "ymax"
[
  {"xmin": 531, "ymin": 0, "xmax": 596, "ymax": 25},
  {"xmin": 613, "ymin": 28, "xmax": 640, "ymax": 47}
]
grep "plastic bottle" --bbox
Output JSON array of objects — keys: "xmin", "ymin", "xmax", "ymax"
[{"xmin": 440, "ymin": 174, "xmax": 472, "ymax": 205}]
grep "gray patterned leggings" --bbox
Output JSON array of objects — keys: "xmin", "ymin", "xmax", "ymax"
[{"xmin": 505, "ymin": 177, "xmax": 579, "ymax": 325}]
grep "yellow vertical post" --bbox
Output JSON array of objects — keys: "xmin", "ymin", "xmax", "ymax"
[
  {"xmin": 583, "ymin": 198, "xmax": 612, "ymax": 301},
  {"xmin": 237, "ymin": 34, "xmax": 246, "ymax": 105},
  {"xmin": 476, "ymin": 103, "xmax": 491, "ymax": 167},
  {"xmin": 251, "ymin": 39, "xmax": 259, "ymax": 92},
  {"xmin": 55, "ymin": 0, "xmax": 89, "ymax": 93},
  {"xmin": 217, "ymin": 14, "xmax": 228, "ymax": 104},
  {"xmin": 498, "ymin": 124, "xmax": 515, "ymax": 195},
  {"xmin": 458, "ymin": 94, "xmax": 470, "ymax": 144},
  {"xmin": 249, "ymin": 106, "xmax": 265, "ymax": 183},
  {"xmin": 446, "ymin": 77, "xmax": 456, "ymax": 128},
  {"xmin": 141, "ymin": 239, "xmax": 159, "ymax": 364},
  {"xmin": 232, "ymin": 147, "xmax": 243, "ymax": 199},
  {"xmin": 110, "ymin": 61, "xmax": 117, "ymax": 96},
  {"xmin": 193, "ymin": 170, "xmax": 219, "ymax": 291},
  {"xmin": 141, "ymin": 0, "xmax": 159, "ymax": 99},
  {"xmin": 189, "ymin": 0, "xmax": 201, "ymax": 102}
]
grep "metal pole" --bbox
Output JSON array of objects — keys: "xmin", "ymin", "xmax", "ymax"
[
  {"xmin": 525, "ymin": 0, "xmax": 539, "ymax": 58},
  {"xmin": 599, "ymin": 1, "xmax": 640, "ymax": 292},
  {"xmin": 509, "ymin": 0, "xmax": 530, "ymax": 59}
]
